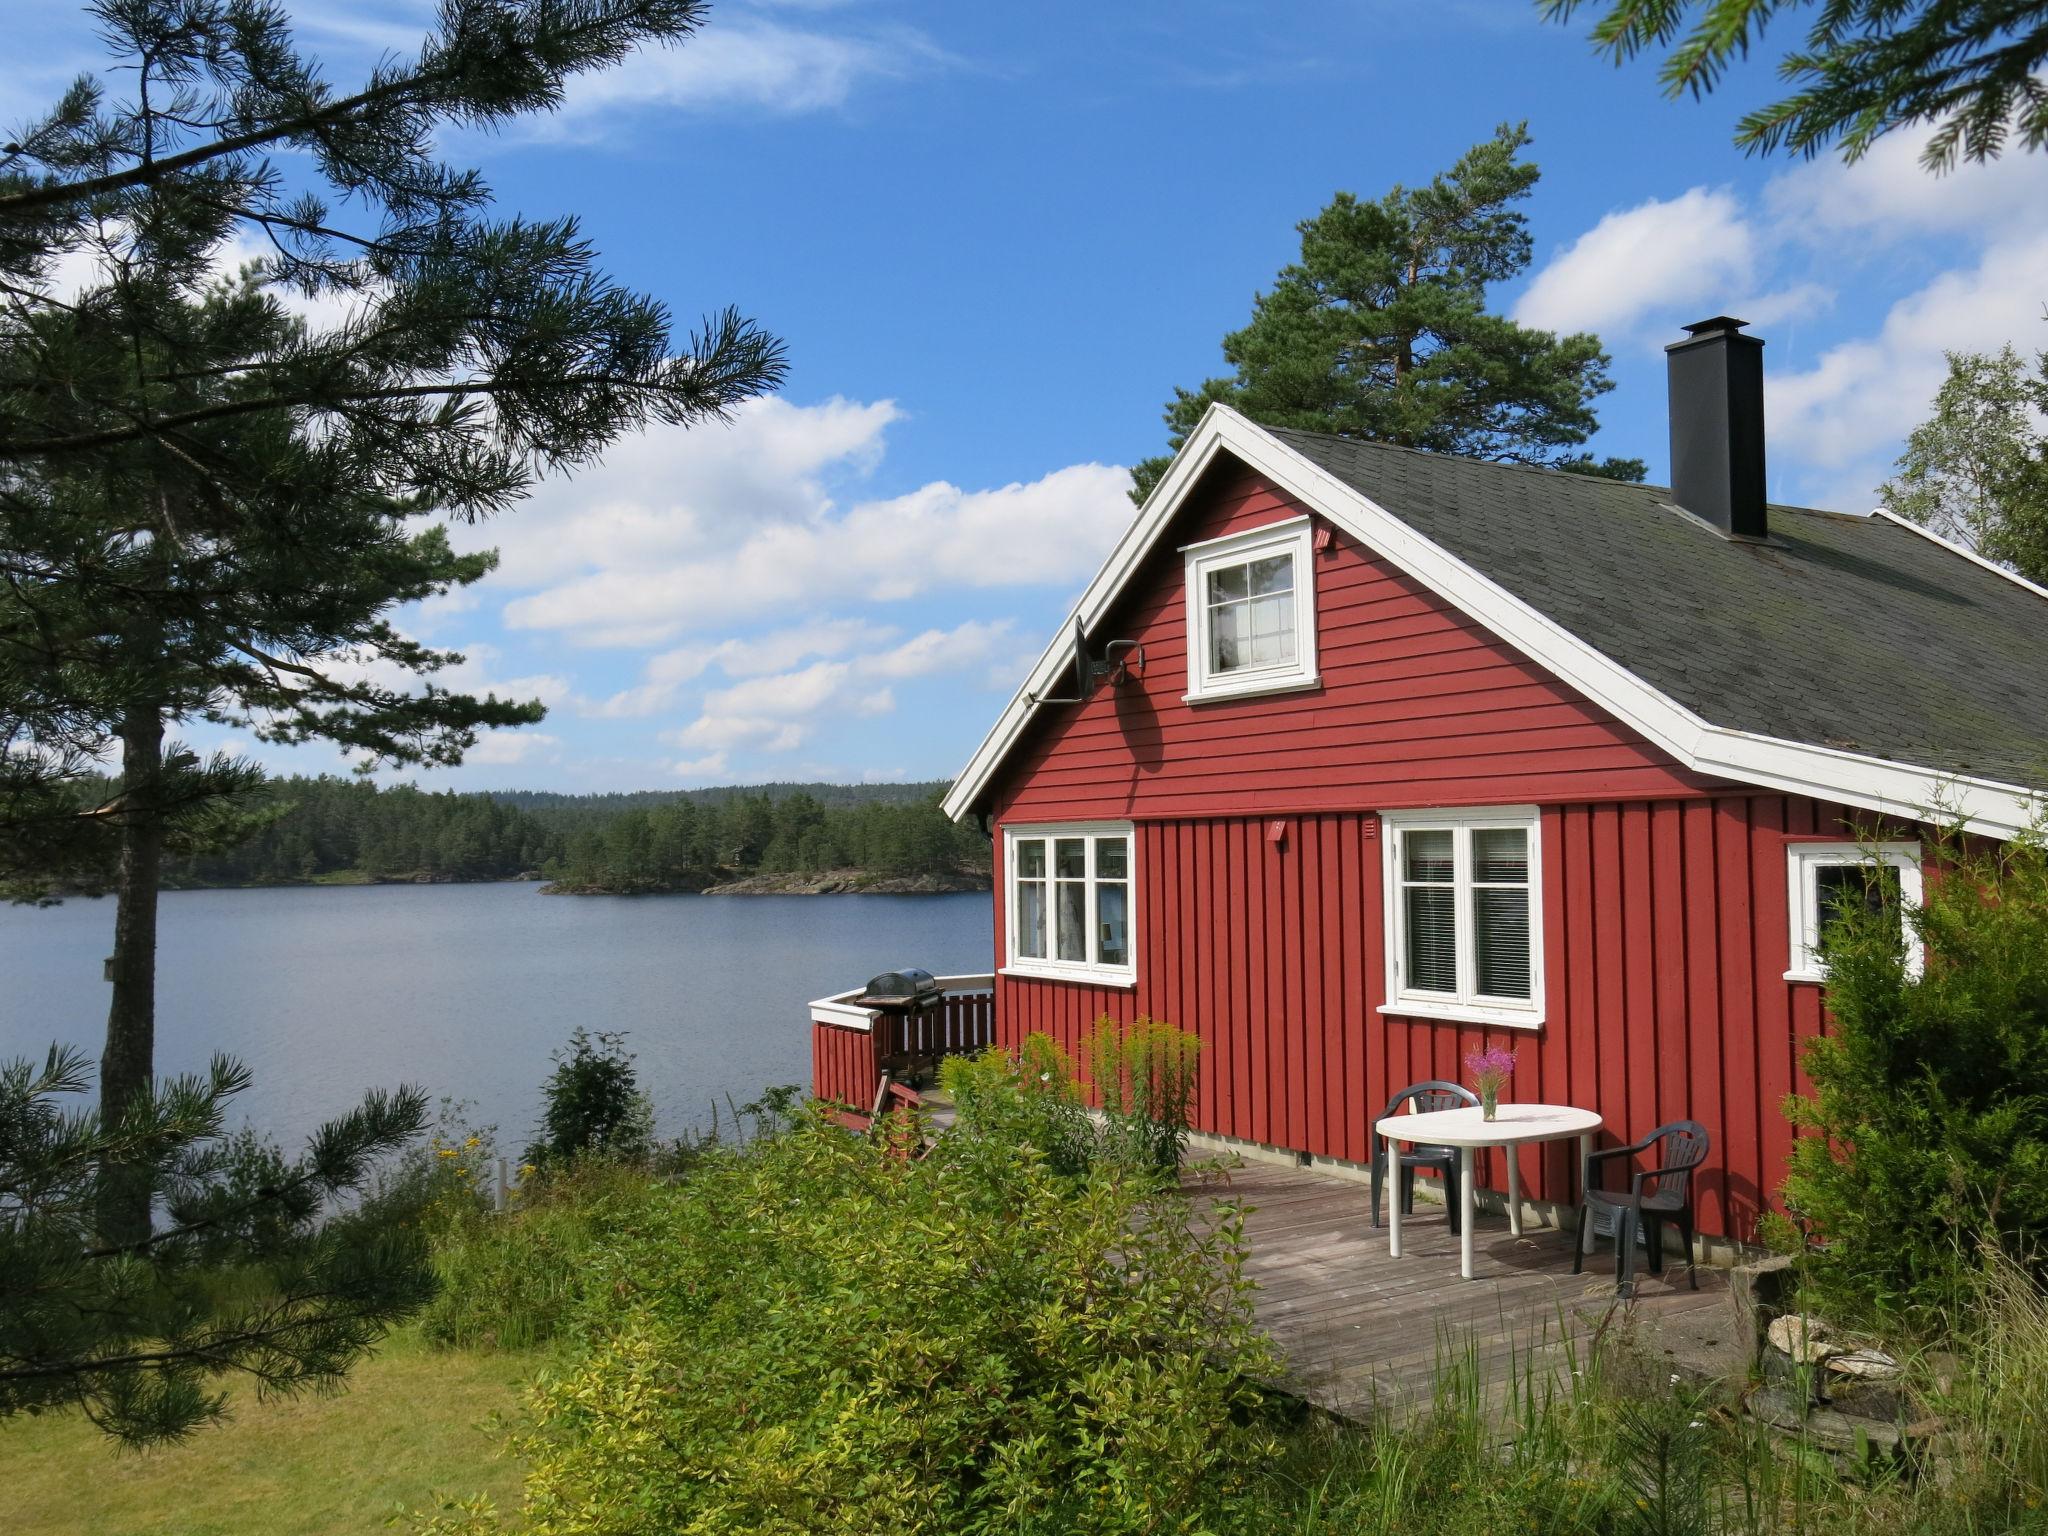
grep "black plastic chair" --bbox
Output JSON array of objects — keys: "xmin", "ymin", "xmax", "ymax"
[
  {"xmin": 1371, "ymin": 1080, "xmax": 1480, "ymax": 1235},
  {"xmin": 1574, "ymin": 1119, "xmax": 1711, "ymax": 1292}
]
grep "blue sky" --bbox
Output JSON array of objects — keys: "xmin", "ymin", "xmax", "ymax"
[{"xmin": 12, "ymin": 1, "xmax": 2048, "ymax": 791}]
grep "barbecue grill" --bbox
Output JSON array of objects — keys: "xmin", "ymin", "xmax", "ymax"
[{"xmin": 853, "ymin": 968, "xmax": 942, "ymax": 1009}]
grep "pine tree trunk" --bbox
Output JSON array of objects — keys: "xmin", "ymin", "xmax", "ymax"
[{"xmin": 98, "ymin": 700, "xmax": 164, "ymax": 1247}]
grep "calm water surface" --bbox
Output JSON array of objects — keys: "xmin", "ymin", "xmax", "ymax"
[{"xmin": 0, "ymin": 883, "xmax": 992, "ymax": 1146}]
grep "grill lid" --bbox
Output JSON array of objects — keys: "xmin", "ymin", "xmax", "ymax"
[{"xmin": 854, "ymin": 968, "xmax": 941, "ymax": 1008}]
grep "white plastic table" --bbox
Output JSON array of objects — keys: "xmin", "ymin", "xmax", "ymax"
[{"xmin": 1372, "ymin": 1102, "xmax": 1604, "ymax": 1280}]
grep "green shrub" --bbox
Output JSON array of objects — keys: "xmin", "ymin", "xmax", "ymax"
[
  {"xmin": 525, "ymin": 1028, "xmax": 653, "ymax": 1168},
  {"xmin": 942, "ymin": 1019, "xmax": 1204, "ymax": 1184},
  {"xmin": 939, "ymin": 1032, "xmax": 1096, "ymax": 1177},
  {"xmin": 1779, "ymin": 824, "xmax": 2048, "ymax": 1323},
  {"xmin": 414, "ymin": 1110, "xmax": 1279, "ymax": 1535}
]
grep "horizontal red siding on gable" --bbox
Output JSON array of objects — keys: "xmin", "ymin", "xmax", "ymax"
[
  {"xmin": 992, "ymin": 794, "xmax": 1845, "ymax": 1244},
  {"xmin": 992, "ymin": 464, "xmax": 1724, "ymax": 824}
]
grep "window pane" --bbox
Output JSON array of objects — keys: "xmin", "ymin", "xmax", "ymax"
[
  {"xmin": 1475, "ymin": 887, "xmax": 1532, "ymax": 998},
  {"xmin": 1246, "ymin": 593, "xmax": 1294, "ymax": 666},
  {"xmin": 1054, "ymin": 837, "xmax": 1086, "ymax": 879},
  {"xmin": 1056, "ymin": 881, "xmax": 1088, "ymax": 962},
  {"xmin": 1816, "ymin": 862, "xmax": 1902, "ymax": 948},
  {"xmin": 1249, "ymin": 553, "xmax": 1293, "ymax": 596},
  {"xmin": 1405, "ymin": 886, "xmax": 1458, "ymax": 993},
  {"xmin": 1206, "ymin": 562, "xmax": 1248, "ymax": 603},
  {"xmin": 1472, "ymin": 827, "xmax": 1528, "ymax": 884},
  {"xmin": 1016, "ymin": 879, "xmax": 1046, "ymax": 959},
  {"xmin": 1097, "ymin": 882, "xmax": 1128, "ymax": 966},
  {"xmin": 1096, "ymin": 837, "xmax": 1127, "ymax": 879},
  {"xmin": 1016, "ymin": 839, "xmax": 1045, "ymax": 879},
  {"xmin": 1403, "ymin": 828, "xmax": 1454, "ymax": 883},
  {"xmin": 1210, "ymin": 602, "xmax": 1243, "ymax": 671}
]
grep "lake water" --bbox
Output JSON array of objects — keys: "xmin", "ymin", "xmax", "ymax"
[{"xmin": 0, "ymin": 883, "xmax": 992, "ymax": 1148}]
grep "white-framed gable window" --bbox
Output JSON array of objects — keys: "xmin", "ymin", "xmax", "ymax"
[
  {"xmin": 1378, "ymin": 807, "xmax": 1543, "ymax": 1028},
  {"xmin": 1003, "ymin": 823, "xmax": 1136, "ymax": 984},
  {"xmin": 1785, "ymin": 842, "xmax": 1924, "ymax": 983},
  {"xmin": 1182, "ymin": 516, "xmax": 1319, "ymax": 703}
]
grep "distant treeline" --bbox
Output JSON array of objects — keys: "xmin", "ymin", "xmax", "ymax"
[
  {"xmin": 543, "ymin": 789, "xmax": 989, "ymax": 893},
  {"xmin": 163, "ymin": 776, "xmax": 989, "ymax": 893}
]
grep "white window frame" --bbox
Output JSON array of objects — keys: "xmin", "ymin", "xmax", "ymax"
[
  {"xmin": 1378, "ymin": 807, "xmax": 1544, "ymax": 1029},
  {"xmin": 1001, "ymin": 822, "xmax": 1138, "ymax": 986},
  {"xmin": 1785, "ymin": 841, "xmax": 1924, "ymax": 984},
  {"xmin": 1181, "ymin": 515, "xmax": 1319, "ymax": 704}
]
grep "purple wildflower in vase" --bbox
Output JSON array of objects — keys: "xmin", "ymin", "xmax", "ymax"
[{"xmin": 1464, "ymin": 1045, "xmax": 1517, "ymax": 1121}]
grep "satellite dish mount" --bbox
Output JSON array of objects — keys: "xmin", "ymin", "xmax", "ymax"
[{"xmin": 1029, "ymin": 618, "xmax": 1145, "ymax": 705}]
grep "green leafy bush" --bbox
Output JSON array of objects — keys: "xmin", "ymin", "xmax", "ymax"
[
  {"xmin": 524, "ymin": 1028, "xmax": 653, "ymax": 1168},
  {"xmin": 939, "ymin": 1031, "xmax": 1096, "ymax": 1177},
  {"xmin": 414, "ymin": 1111, "xmax": 1279, "ymax": 1535},
  {"xmin": 1779, "ymin": 825, "xmax": 2048, "ymax": 1323}
]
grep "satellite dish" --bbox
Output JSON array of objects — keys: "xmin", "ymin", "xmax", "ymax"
[{"xmin": 1028, "ymin": 619, "xmax": 1144, "ymax": 705}]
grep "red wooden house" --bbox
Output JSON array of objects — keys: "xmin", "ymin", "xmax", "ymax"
[{"xmin": 811, "ymin": 317, "xmax": 2048, "ymax": 1247}]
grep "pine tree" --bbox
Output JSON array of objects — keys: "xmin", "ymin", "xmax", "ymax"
[
  {"xmin": 1, "ymin": 1045, "xmax": 436, "ymax": 1445},
  {"xmin": 0, "ymin": 1, "xmax": 785, "ymax": 1241},
  {"xmin": 1545, "ymin": 0, "xmax": 2048, "ymax": 168},
  {"xmin": 1130, "ymin": 125, "xmax": 1643, "ymax": 503}
]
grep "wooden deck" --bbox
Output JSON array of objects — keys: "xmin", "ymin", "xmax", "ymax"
[{"xmin": 1192, "ymin": 1160, "xmax": 1732, "ymax": 1420}]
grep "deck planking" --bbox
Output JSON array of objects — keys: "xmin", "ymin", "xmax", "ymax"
[{"xmin": 1187, "ymin": 1160, "xmax": 1729, "ymax": 1420}]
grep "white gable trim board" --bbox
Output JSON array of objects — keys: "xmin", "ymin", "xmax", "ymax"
[{"xmin": 942, "ymin": 405, "xmax": 2044, "ymax": 840}]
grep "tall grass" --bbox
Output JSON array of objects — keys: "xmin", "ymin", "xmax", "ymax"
[{"xmin": 419, "ymin": 1159, "xmax": 663, "ymax": 1352}]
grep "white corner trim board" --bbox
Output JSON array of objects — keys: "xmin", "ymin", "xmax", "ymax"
[{"xmin": 939, "ymin": 405, "xmax": 2044, "ymax": 840}]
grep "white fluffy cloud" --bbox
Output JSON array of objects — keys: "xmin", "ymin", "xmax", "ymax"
[
  {"xmin": 479, "ymin": 395, "xmax": 901, "ymax": 602},
  {"xmin": 501, "ymin": 449, "xmax": 1133, "ymax": 647},
  {"xmin": 1769, "ymin": 228, "xmax": 2048, "ymax": 491},
  {"xmin": 553, "ymin": 19, "xmax": 939, "ymax": 127},
  {"xmin": 1514, "ymin": 187, "xmax": 1759, "ymax": 338},
  {"xmin": 466, "ymin": 730, "xmax": 563, "ymax": 768},
  {"xmin": 1516, "ymin": 145, "xmax": 2048, "ymax": 508},
  {"xmin": 661, "ymin": 619, "xmax": 1019, "ymax": 766}
]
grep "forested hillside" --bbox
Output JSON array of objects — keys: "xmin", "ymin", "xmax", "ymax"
[{"xmin": 161, "ymin": 777, "xmax": 989, "ymax": 893}]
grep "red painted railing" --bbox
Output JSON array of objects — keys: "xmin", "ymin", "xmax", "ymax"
[{"xmin": 809, "ymin": 974, "xmax": 996, "ymax": 1111}]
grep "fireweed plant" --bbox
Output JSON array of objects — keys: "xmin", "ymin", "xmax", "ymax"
[{"xmin": 1466, "ymin": 1045, "xmax": 1518, "ymax": 1116}]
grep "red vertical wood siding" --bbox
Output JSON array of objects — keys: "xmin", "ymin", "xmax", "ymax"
[
  {"xmin": 993, "ymin": 796, "xmax": 1873, "ymax": 1243},
  {"xmin": 967, "ymin": 455, "xmax": 1929, "ymax": 1245},
  {"xmin": 994, "ymin": 463, "xmax": 1719, "ymax": 822}
]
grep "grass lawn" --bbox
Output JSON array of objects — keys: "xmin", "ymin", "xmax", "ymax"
[{"xmin": 0, "ymin": 1331, "xmax": 538, "ymax": 1536}]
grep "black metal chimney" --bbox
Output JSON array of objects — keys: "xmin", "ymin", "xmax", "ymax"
[{"xmin": 1666, "ymin": 316, "xmax": 1767, "ymax": 539}]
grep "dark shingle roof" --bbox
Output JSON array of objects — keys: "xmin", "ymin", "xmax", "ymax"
[{"xmin": 1265, "ymin": 426, "xmax": 2048, "ymax": 793}]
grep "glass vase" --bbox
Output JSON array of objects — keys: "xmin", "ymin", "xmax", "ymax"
[{"xmin": 1481, "ymin": 1086, "xmax": 1498, "ymax": 1121}]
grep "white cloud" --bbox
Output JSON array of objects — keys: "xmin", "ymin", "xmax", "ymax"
[
  {"xmin": 1769, "ymin": 227, "xmax": 2048, "ymax": 502},
  {"xmin": 466, "ymin": 730, "xmax": 562, "ymax": 767},
  {"xmin": 548, "ymin": 19, "xmax": 940, "ymax": 131},
  {"xmin": 1764, "ymin": 129, "xmax": 2048, "ymax": 239},
  {"xmin": 1515, "ymin": 187, "xmax": 1757, "ymax": 338},
  {"xmin": 503, "ymin": 459, "xmax": 1134, "ymax": 645},
  {"xmin": 474, "ymin": 394, "xmax": 901, "ymax": 613},
  {"xmin": 581, "ymin": 617, "xmax": 901, "ymax": 719},
  {"xmin": 663, "ymin": 620, "xmax": 1021, "ymax": 757},
  {"xmin": 856, "ymin": 619, "xmax": 1018, "ymax": 680},
  {"xmin": 669, "ymin": 750, "xmax": 731, "ymax": 780}
]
